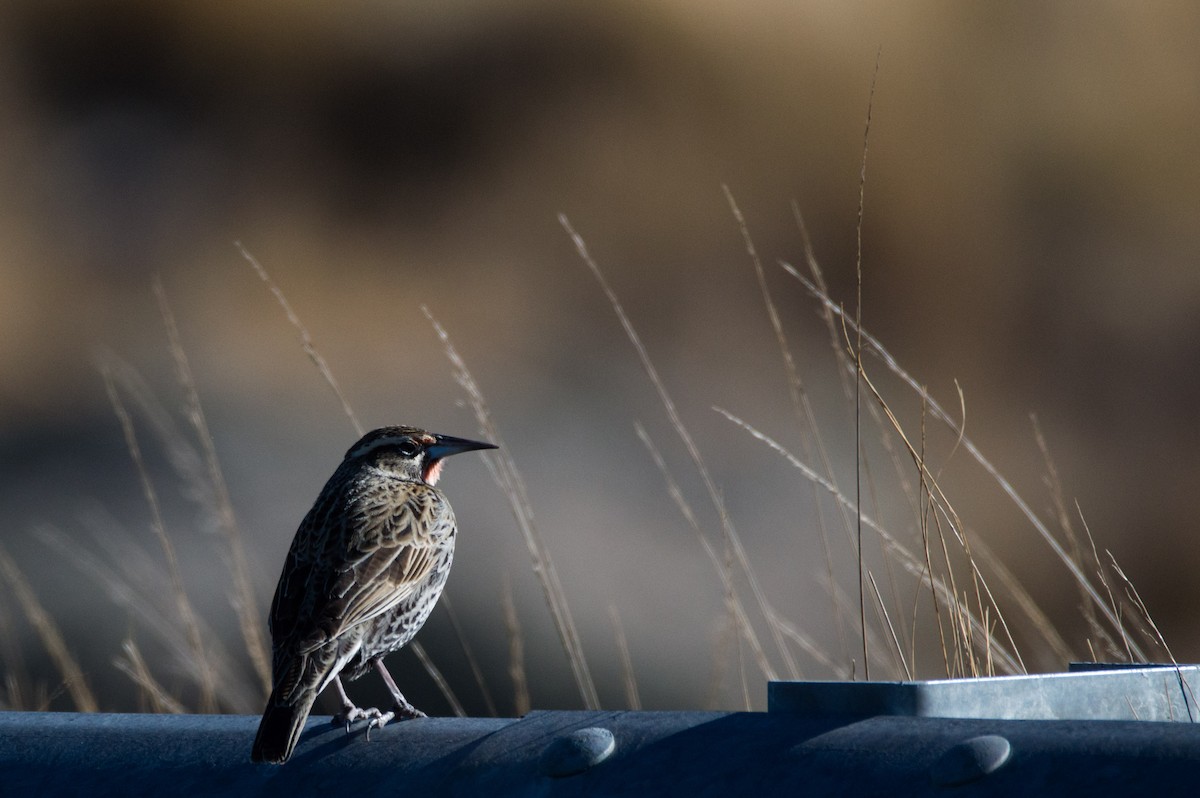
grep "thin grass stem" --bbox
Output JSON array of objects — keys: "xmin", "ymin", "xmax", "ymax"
[
  {"xmin": 101, "ymin": 365, "xmax": 217, "ymax": 712},
  {"xmin": 114, "ymin": 639, "xmax": 186, "ymax": 714},
  {"xmin": 781, "ymin": 265, "xmax": 1146, "ymax": 662},
  {"xmin": 410, "ymin": 641, "xmax": 466, "ymax": 717},
  {"xmin": 153, "ymin": 277, "xmax": 271, "ymax": 698},
  {"xmin": 635, "ymin": 423, "xmax": 777, "ymax": 682},
  {"xmin": 725, "ymin": 186, "xmax": 851, "ymax": 661},
  {"xmin": 425, "ymin": 306, "xmax": 600, "ymax": 710},
  {"xmin": 501, "ymin": 575, "xmax": 531, "ymax": 716},
  {"xmin": 237, "ymin": 243, "xmax": 364, "ymax": 436},
  {"xmin": 608, "ymin": 604, "xmax": 642, "ymax": 710},
  {"xmin": 439, "ymin": 593, "xmax": 497, "ymax": 717},
  {"xmin": 563, "ymin": 215, "xmax": 798, "ymax": 682},
  {"xmin": 0, "ymin": 544, "xmax": 97, "ymax": 712}
]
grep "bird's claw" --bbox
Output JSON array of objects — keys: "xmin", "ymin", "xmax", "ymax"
[
  {"xmin": 364, "ymin": 711, "xmax": 395, "ymax": 742},
  {"xmin": 394, "ymin": 702, "xmax": 427, "ymax": 721},
  {"xmin": 332, "ymin": 705, "xmax": 393, "ymax": 736}
]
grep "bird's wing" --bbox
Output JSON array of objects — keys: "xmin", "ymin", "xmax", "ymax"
[
  {"xmin": 327, "ymin": 541, "xmax": 440, "ymax": 635},
  {"xmin": 268, "ymin": 481, "xmax": 344, "ymax": 646},
  {"xmin": 285, "ymin": 484, "xmax": 448, "ymax": 654}
]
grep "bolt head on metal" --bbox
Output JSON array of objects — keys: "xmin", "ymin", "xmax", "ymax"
[
  {"xmin": 929, "ymin": 734, "xmax": 1012, "ymax": 787},
  {"xmin": 539, "ymin": 727, "xmax": 616, "ymax": 777}
]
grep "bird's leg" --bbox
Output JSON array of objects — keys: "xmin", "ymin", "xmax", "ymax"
[
  {"xmin": 330, "ymin": 674, "xmax": 394, "ymax": 736},
  {"xmin": 373, "ymin": 658, "xmax": 427, "ymax": 720}
]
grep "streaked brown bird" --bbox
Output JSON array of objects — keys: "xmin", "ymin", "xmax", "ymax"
[{"xmin": 250, "ymin": 425, "xmax": 496, "ymax": 765}]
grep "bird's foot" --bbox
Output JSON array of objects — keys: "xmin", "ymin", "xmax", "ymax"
[
  {"xmin": 363, "ymin": 710, "xmax": 396, "ymax": 742},
  {"xmin": 332, "ymin": 705, "xmax": 394, "ymax": 736},
  {"xmin": 393, "ymin": 699, "xmax": 427, "ymax": 721},
  {"xmin": 370, "ymin": 659, "xmax": 427, "ymax": 723}
]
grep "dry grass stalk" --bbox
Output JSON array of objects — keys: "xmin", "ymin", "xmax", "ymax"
[
  {"xmin": 500, "ymin": 575, "xmax": 531, "ymax": 716},
  {"xmin": 725, "ymin": 186, "xmax": 851, "ymax": 662},
  {"xmin": 768, "ymin": 611, "xmax": 845, "ymax": 678},
  {"xmin": 608, "ymin": 604, "xmax": 642, "ymax": 710},
  {"xmin": 1107, "ymin": 553, "xmax": 1173, "ymax": 664},
  {"xmin": 858, "ymin": 365, "xmax": 1021, "ymax": 677},
  {"xmin": 114, "ymin": 639, "xmax": 186, "ymax": 714},
  {"xmin": 563, "ymin": 214, "xmax": 799, "ymax": 682},
  {"xmin": 439, "ymin": 593, "xmax": 498, "ymax": 717},
  {"xmin": 3, "ymin": 673, "xmax": 29, "ymax": 712},
  {"xmin": 0, "ymin": 543, "xmax": 97, "ymax": 712},
  {"xmin": 984, "ymin": 608, "xmax": 995, "ymax": 677},
  {"xmin": 714, "ymin": 407, "xmax": 1023, "ymax": 676},
  {"xmin": 1078, "ymin": 504, "xmax": 1133, "ymax": 661},
  {"xmin": 410, "ymin": 641, "xmax": 466, "ymax": 718},
  {"xmin": 1032, "ymin": 415, "xmax": 1091, "ymax": 620},
  {"xmin": 782, "ymin": 265, "xmax": 1150, "ymax": 662},
  {"xmin": 956, "ymin": 590, "xmax": 978, "ymax": 677},
  {"xmin": 929, "ymin": 491, "xmax": 969, "ymax": 676},
  {"xmin": 424, "ymin": 306, "xmax": 600, "ymax": 711},
  {"xmin": 819, "ymin": 579, "xmax": 897, "ymax": 677},
  {"xmin": 736, "ymin": 624, "xmax": 752, "ymax": 711},
  {"xmin": 866, "ymin": 570, "xmax": 912, "ymax": 680},
  {"xmin": 795, "ymin": 214, "xmax": 923, "ymax": 672},
  {"xmin": 1031, "ymin": 414, "xmax": 1121, "ymax": 662},
  {"xmin": 85, "ymin": 356, "xmax": 265, "ymax": 706},
  {"xmin": 634, "ymin": 422, "xmax": 777, "ymax": 684},
  {"xmin": 808, "ymin": 270, "xmax": 1143, "ymax": 655},
  {"xmin": 917, "ymin": 400, "xmax": 951, "ymax": 677},
  {"xmin": 704, "ymin": 611, "xmax": 737, "ymax": 710},
  {"xmin": 851, "ymin": 53, "xmax": 881, "ymax": 679},
  {"xmin": 0, "ymin": 586, "xmax": 33, "ymax": 710},
  {"xmin": 1106, "ymin": 552, "xmax": 1196, "ymax": 718},
  {"xmin": 36, "ymin": 523, "xmax": 192, "ymax": 675},
  {"xmin": 242, "ymin": 249, "xmax": 471, "ymax": 713},
  {"xmin": 101, "ymin": 365, "xmax": 217, "ymax": 712},
  {"xmin": 153, "ymin": 277, "xmax": 271, "ymax": 699},
  {"xmin": 36, "ymin": 520, "xmax": 257, "ymax": 713},
  {"xmin": 697, "ymin": 536, "xmax": 779, "ymax": 683},
  {"xmin": 237, "ymin": 243, "xmax": 364, "ymax": 434},
  {"xmin": 1031, "ymin": 424, "xmax": 1126, "ymax": 661},
  {"xmin": 963, "ymin": 533, "xmax": 1075, "ymax": 666}
]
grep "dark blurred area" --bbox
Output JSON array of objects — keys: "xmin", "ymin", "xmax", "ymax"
[{"xmin": 3, "ymin": 1, "xmax": 1200, "ymax": 715}]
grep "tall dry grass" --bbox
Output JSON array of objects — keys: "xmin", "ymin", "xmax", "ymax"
[{"xmin": 0, "ymin": 199, "xmax": 1175, "ymax": 714}]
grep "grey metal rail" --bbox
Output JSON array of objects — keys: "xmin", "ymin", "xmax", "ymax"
[{"xmin": 4, "ymin": 665, "xmax": 1200, "ymax": 796}]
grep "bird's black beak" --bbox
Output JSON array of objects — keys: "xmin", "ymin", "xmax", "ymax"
[{"xmin": 427, "ymin": 434, "xmax": 498, "ymax": 461}]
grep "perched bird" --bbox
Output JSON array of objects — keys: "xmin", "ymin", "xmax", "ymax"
[{"xmin": 251, "ymin": 425, "xmax": 496, "ymax": 764}]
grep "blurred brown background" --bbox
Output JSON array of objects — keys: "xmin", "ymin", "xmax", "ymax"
[{"xmin": 3, "ymin": 1, "xmax": 1200, "ymax": 715}]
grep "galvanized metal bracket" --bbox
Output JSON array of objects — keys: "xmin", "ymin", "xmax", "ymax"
[{"xmin": 768, "ymin": 663, "xmax": 1200, "ymax": 722}]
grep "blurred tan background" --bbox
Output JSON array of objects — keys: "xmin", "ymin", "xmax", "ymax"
[{"xmin": 4, "ymin": 1, "xmax": 1200, "ymax": 714}]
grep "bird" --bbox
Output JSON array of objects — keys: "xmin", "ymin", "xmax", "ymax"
[{"xmin": 250, "ymin": 425, "xmax": 497, "ymax": 765}]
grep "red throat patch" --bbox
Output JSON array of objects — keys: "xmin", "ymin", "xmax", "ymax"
[{"xmin": 423, "ymin": 458, "xmax": 445, "ymax": 485}]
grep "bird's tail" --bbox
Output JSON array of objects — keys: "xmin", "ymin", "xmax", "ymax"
[{"xmin": 251, "ymin": 685, "xmax": 320, "ymax": 765}]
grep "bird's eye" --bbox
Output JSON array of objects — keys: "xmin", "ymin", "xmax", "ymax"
[{"xmin": 397, "ymin": 440, "xmax": 421, "ymax": 457}]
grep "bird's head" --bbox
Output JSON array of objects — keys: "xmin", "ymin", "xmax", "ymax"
[{"xmin": 345, "ymin": 425, "xmax": 497, "ymax": 485}]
